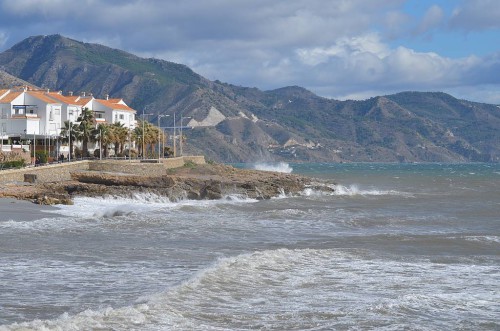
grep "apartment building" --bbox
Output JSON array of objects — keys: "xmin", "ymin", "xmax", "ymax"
[{"xmin": 0, "ymin": 87, "xmax": 137, "ymax": 154}]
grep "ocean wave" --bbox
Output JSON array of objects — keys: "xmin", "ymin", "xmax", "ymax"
[
  {"xmin": 2, "ymin": 247, "xmax": 498, "ymax": 330},
  {"xmin": 50, "ymin": 193, "xmax": 259, "ymax": 219},
  {"xmin": 333, "ymin": 184, "xmax": 412, "ymax": 197},
  {"xmin": 461, "ymin": 235, "xmax": 500, "ymax": 244},
  {"xmin": 252, "ymin": 162, "xmax": 293, "ymax": 173}
]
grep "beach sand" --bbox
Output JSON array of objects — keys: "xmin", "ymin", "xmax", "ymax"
[{"xmin": 0, "ymin": 198, "xmax": 60, "ymax": 222}]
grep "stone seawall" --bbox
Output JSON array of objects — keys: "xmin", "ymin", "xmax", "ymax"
[
  {"xmin": 0, "ymin": 156, "xmax": 206, "ymax": 183},
  {"xmin": 0, "ymin": 161, "xmax": 90, "ymax": 183}
]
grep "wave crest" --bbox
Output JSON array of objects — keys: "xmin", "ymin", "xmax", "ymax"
[{"xmin": 252, "ymin": 162, "xmax": 293, "ymax": 173}]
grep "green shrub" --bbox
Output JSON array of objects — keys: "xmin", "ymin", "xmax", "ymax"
[
  {"xmin": 1, "ymin": 160, "xmax": 25, "ymax": 169},
  {"xmin": 184, "ymin": 160, "xmax": 196, "ymax": 168},
  {"xmin": 35, "ymin": 151, "xmax": 48, "ymax": 164}
]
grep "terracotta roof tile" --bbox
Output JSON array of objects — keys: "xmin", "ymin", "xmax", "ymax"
[
  {"xmin": 107, "ymin": 98, "xmax": 123, "ymax": 103},
  {"xmin": 0, "ymin": 90, "xmax": 23, "ymax": 103},
  {"xmin": 27, "ymin": 91, "xmax": 62, "ymax": 104},
  {"xmin": 96, "ymin": 99, "xmax": 135, "ymax": 112},
  {"xmin": 46, "ymin": 92, "xmax": 80, "ymax": 105}
]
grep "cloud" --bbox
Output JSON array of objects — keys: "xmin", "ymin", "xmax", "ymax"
[
  {"xmin": 290, "ymin": 33, "xmax": 492, "ymax": 100},
  {"xmin": 0, "ymin": 0, "xmax": 499, "ymax": 104},
  {"xmin": 415, "ymin": 5, "xmax": 444, "ymax": 34},
  {"xmin": 450, "ymin": 0, "xmax": 500, "ymax": 30}
]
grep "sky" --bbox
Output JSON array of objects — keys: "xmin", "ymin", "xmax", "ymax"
[{"xmin": 0, "ymin": 0, "xmax": 500, "ymax": 103}]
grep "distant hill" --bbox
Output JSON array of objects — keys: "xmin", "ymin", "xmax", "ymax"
[
  {"xmin": 0, "ymin": 68, "xmax": 34, "ymax": 88},
  {"xmin": 0, "ymin": 34, "xmax": 499, "ymax": 163}
]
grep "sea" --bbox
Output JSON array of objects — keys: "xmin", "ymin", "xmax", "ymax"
[{"xmin": 0, "ymin": 162, "xmax": 499, "ymax": 330}]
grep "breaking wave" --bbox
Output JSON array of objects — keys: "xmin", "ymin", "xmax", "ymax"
[
  {"xmin": 252, "ymin": 162, "xmax": 293, "ymax": 173},
  {"xmin": 333, "ymin": 184, "xmax": 412, "ymax": 197}
]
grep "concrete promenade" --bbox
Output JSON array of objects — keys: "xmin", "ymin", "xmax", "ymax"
[{"xmin": 0, "ymin": 156, "xmax": 206, "ymax": 183}]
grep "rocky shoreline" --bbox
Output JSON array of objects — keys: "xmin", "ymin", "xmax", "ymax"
[{"xmin": 0, "ymin": 163, "xmax": 334, "ymax": 205}]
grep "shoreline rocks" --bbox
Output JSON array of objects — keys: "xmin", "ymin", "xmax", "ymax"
[{"xmin": 0, "ymin": 163, "xmax": 335, "ymax": 205}]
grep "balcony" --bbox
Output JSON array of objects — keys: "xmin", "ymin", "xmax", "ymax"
[{"xmin": 10, "ymin": 114, "xmax": 40, "ymax": 119}]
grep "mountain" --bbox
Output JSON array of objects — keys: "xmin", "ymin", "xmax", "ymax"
[
  {"xmin": 1, "ymin": 34, "xmax": 499, "ymax": 163},
  {"xmin": 0, "ymin": 68, "xmax": 35, "ymax": 88}
]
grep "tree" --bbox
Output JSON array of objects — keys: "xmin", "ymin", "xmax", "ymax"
[
  {"xmin": 133, "ymin": 120, "xmax": 163, "ymax": 157},
  {"xmin": 60, "ymin": 121, "xmax": 78, "ymax": 159},
  {"xmin": 92, "ymin": 123, "xmax": 112, "ymax": 158},
  {"xmin": 109, "ymin": 122, "xmax": 129, "ymax": 156},
  {"xmin": 76, "ymin": 107, "xmax": 96, "ymax": 157}
]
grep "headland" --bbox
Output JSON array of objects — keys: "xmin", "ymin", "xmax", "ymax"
[{"xmin": 0, "ymin": 157, "xmax": 333, "ymax": 205}]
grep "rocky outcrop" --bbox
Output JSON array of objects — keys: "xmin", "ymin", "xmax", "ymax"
[
  {"xmin": 66, "ymin": 164, "xmax": 320, "ymax": 201},
  {"xmin": 0, "ymin": 163, "xmax": 334, "ymax": 205}
]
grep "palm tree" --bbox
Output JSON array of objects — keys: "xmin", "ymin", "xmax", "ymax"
[
  {"xmin": 109, "ymin": 122, "xmax": 129, "ymax": 156},
  {"xmin": 117, "ymin": 125, "xmax": 129, "ymax": 155},
  {"xmin": 92, "ymin": 123, "xmax": 111, "ymax": 158},
  {"xmin": 133, "ymin": 120, "xmax": 145, "ymax": 157},
  {"xmin": 76, "ymin": 107, "xmax": 96, "ymax": 157},
  {"xmin": 59, "ymin": 121, "xmax": 78, "ymax": 159}
]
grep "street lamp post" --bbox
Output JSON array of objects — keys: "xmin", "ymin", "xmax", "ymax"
[
  {"xmin": 180, "ymin": 116, "xmax": 191, "ymax": 156},
  {"xmin": 0, "ymin": 125, "xmax": 4, "ymax": 152},
  {"xmin": 99, "ymin": 128, "xmax": 102, "ymax": 160},
  {"xmin": 68, "ymin": 123, "xmax": 71, "ymax": 162},
  {"xmin": 157, "ymin": 114, "xmax": 170, "ymax": 162},
  {"xmin": 33, "ymin": 131, "xmax": 36, "ymax": 165},
  {"xmin": 173, "ymin": 112, "xmax": 176, "ymax": 158},
  {"xmin": 142, "ymin": 110, "xmax": 153, "ymax": 159}
]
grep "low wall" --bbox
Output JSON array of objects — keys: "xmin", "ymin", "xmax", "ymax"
[
  {"xmin": 0, "ymin": 161, "xmax": 90, "ymax": 183},
  {"xmin": 89, "ymin": 156, "xmax": 205, "ymax": 175},
  {"xmin": 88, "ymin": 160, "xmax": 167, "ymax": 176},
  {"xmin": 0, "ymin": 156, "xmax": 206, "ymax": 183},
  {"xmin": 161, "ymin": 156, "xmax": 205, "ymax": 168}
]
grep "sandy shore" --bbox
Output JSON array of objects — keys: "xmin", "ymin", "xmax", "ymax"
[{"xmin": 0, "ymin": 197, "xmax": 60, "ymax": 222}]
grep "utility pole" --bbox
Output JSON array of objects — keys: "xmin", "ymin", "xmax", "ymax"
[
  {"xmin": 173, "ymin": 112, "xmax": 176, "ymax": 158},
  {"xmin": 33, "ymin": 131, "xmax": 36, "ymax": 165},
  {"xmin": 142, "ymin": 110, "xmax": 153, "ymax": 159},
  {"xmin": 157, "ymin": 114, "xmax": 170, "ymax": 162},
  {"xmin": 99, "ymin": 128, "xmax": 102, "ymax": 160},
  {"xmin": 68, "ymin": 123, "xmax": 71, "ymax": 162},
  {"xmin": 180, "ymin": 116, "xmax": 191, "ymax": 156}
]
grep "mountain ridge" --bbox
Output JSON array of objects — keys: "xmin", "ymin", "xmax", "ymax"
[{"xmin": 1, "ymin": 34, "xmax": 499, "ymax": 163}]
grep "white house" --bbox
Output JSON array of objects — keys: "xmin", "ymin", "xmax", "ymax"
[{"xmin": 0, "ymin": 87, "xmax": 137, "ymax": 155}]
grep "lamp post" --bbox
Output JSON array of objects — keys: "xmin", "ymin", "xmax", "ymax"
[
  {"xmin": 33, "ymin": 131, "xmax": 36, "ymax": 165},
  {"xmin": 157, "ymin": 114, "xmax": 170, "ymax": 162},
  {"xmin": 142, "ymin": 110, "xmax": 153, "ymax": 159},
  {"xmin": 128, "ymin": 115, "xmax": 132, "ymax": 163},
  {"xmin": 180, "ymin": 116, "xmax": 191, "ymax": 156},
  {"xmin": 173, "ymin": 112, "xmax": 176, "ymax": 158},
  {"xmin": 99, "ymin": 128, "xmax": 102, "ymax": 160},
  {"xmin": 68, "ymin": 122, "xmax": 71, "ymax": 162}
]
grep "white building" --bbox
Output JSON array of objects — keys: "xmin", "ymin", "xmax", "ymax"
[{"xmin": 0, "ymin": 87, "xmax": 137, "ymax": 155}]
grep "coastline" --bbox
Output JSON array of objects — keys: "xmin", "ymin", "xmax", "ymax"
[{"xmin": 0, "ymin": 161, "xmax": 334, "ymax": 205}]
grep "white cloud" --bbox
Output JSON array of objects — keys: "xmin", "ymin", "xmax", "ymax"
[{"xmin": 0, "ymin": 0, "xmax": 499, "ymax": 104}]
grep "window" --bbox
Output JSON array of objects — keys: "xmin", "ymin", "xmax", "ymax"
[{"xmin": 119, "ymin": 114, "xmax": 124, "ymax": 120}]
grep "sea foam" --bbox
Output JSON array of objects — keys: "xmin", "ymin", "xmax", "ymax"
[{"xmin": 252, "ymin": 162, "xmax": 293, "ymax": 173}]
